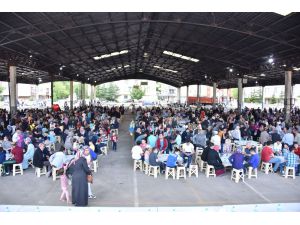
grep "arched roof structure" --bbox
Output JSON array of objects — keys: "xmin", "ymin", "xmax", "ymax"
[{"xmin": 0, "ymin": 12, "xmax": 299, "ymax": 88}]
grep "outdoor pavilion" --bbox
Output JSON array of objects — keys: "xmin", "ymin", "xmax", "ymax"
[{"xmin": 0, "ymin": 12, "xmax": 300, "ymax": 121}]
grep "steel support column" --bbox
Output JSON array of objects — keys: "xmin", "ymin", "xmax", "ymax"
[
  {"xmin": 284, "ymin": 70, "xmax": 292, "ymax": 123},
  {"xmin": 70, "ymin": 80, "xmax": 74, "ymax": 110},
  {"xmin": 213, "ymin": 82, "xmax": 217, "ymax": 106},
  {"xmin": 186, "ymin": 85, "xmax": 189, "ymax": 106},
  {"xmin": 177, "ymin": 87, "xmax": 181, "ymax": 104},
  {"xmin": 238, "ymin": 78, "xmax": 243, "ymax": 111},
  {"xmin": 9, "ymin": 64, "xmax": 17, "ymax": 115},
  {"xmin": 261, "ymin": 86, "xmax": 265, "ymax": 109}
]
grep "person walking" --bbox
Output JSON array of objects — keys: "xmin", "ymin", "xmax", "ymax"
[{"xmin": 67, "ymin": 150, "xmax": 92, "ymax": 207}]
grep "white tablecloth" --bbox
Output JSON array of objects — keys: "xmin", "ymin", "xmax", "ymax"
[
  {"xmin": 234, "ymin": 140, "xmax": 259, "ymax": 146},
  {"xmin": 220, "ymin": 153, "xmax": 233, "ymax": 167},
  {"xmin": 158, "ymin": 154, "xmax": 169, "ymax": 162}
]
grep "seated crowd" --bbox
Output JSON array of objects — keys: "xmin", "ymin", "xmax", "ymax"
[
  {"xmin": 0, "ymin": 105, "xmax": 125, "ymax": 177},
  {"xmin": 130, "ymin": 104, "xmax": 300, "ymax": 177}
]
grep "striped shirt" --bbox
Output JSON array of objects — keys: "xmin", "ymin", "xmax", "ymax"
[{"xmin": 286, "ymin": 152, "xmax": 299, "ymax": 167}]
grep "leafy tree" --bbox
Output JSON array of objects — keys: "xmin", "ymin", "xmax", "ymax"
[
  {"xmin": 231, "ymin": 88, "xmax": 238, "ymax": 99},
  {"xmin": 96, "ymin": 83, "xmax": 120, "ymax": 101},
  {"xmin": 53, "ymin": 81, "xmax": 69, "ymax": 101},
  {"xmin": 130, "ymin": 85, "xmax": 145, "ymax": 100},
  {"xmin": 74, "ymin": 83, "xmax": 81, "ymax": 99},
  {"xmin": 96, "ymin": 85, "xmax": 107, "ymax": 100},
  {"xmin": 156, "ymin": 82, "xmax": 161, "ymax": 95},
  {"xmin": 270, "ymin": 94, "xmax": 277, "ymax": 104},
  {"xmin": 106, "ymin": 83, "xmax": 119, "ymax": 101},
  {"xmin": 244, "ymin": 88, "xmax": 262, "ymax": 103},
  {"xmin": 0, "ymin": 85, "xmax": 4, "ymax": 101},
  {"xmin": 0, "ymin": 85, "xmax": 4, "ymax": 95}
]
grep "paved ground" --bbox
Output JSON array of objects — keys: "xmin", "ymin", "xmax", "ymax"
[{"xmin": 1, "ymin": 112, "xmax": 300, "ymax": 208}]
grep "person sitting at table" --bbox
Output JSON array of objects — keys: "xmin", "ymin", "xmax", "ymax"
[
  {"xmin": 229, "ymin": 146, "xmax": 244, "ymax": 170},
  {"xmin": 201, "ymin": 141, "xmax": 212, "ymax": 162},
  {"xmin": 155, "ymin": 133, "xmax": 168, "ymax": 154},
  {"xmin": 273, "ymin": 140, "xmax": 283, "ymax": 156},
  {"xmin": 21, "ymin": 137, "xmax": 35, "ymax": 170},
  {"xmin": 261, "ymin": 141, "xmax": 281, "ymax": 173},
  {"xmin": 149, "ymin": 147, "xmax": 164, "ymax": 172},
  {"xmin": 243, "ymin": 147, "xmax": 260, "ymax": 173},
  {"xmin": 49, "ymin": 146, "xmax": 67, "ymax": 169},
  {"xmin": 278, "ymin": 145, "xmax": 299, "ymax": 175},
  {"xmin": 293, "ymin": 142, "xmax": 300, "ymax": 157},
  {"xmin": 207, "ymin": 145, "xmax": 225, "ymax": 176},
  {"xmin": 223, "ymin": 138, "xmax": 232, "ymax": 154},
  {"xmin": 140, "ymin": 139, "xmax": 149, "ymax": 151},
  {"xmin": 181, "ymin": 140, "xmax": 194, "ymax": 169},
  {"xmin": 259, "ymin": 124, "xmax": 270, "ymax": 146},
  {"xmin": 243, "ymin": 142, "xmax": 252, "ymax": 162},
  {"xmin": 281, "ymin": 143, "xmax": 290, "ymax": 156},
  {"xmin": 166, "ymin": 149, "xmax": 179, "ymax": 168},
  {"xmin": 131, "ymin": 141, "xmax": 144, "ymax": 160},
  {"xmin": 193, "ymin": 130, "xmax": 206, "ymax": 149},
  {"xmin": 147, "ymin": 132, "xmax": 157, "ymax": 149},
  {"xmin": 230, "ymin": 125, "xmax": 241, "ymax": 141},
  {"xmin": 3, "ymin": 142, "xmax": 23, "ymax": 176},
  {"xmin": 210, "ymin": 130, "xmax": 221, "ymax": 148},
  {"xmin": 144, "ymin": 147, "xmax": 152, "ymax": 164}
]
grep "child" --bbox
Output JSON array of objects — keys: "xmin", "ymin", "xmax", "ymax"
[
  {"xmin": 110, "ymin": 131, "xmax": 118, "ymax": 151},
  {"xmin": 129, "ymin": 120, "xmax": 135, "ymax": 136},
  {"xmin": 60, "ymin": 164, "xmax": 70, "ymax": 203}
]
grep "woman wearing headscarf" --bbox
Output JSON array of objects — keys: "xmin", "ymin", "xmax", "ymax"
[
  {"xmin": 22, "ymin": 137, "xmax": 35, "ymax": 169},
  {"xmin": 67, "ymin": 148, "xmax": 92, "ymax": 206}
]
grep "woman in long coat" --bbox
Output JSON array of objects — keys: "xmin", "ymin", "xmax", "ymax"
[{"xmin": 68, "ymin": 151, "xmax": 91, "ymax": 206}]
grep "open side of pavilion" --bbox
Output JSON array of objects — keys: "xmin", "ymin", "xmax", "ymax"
[{"xmin": 0, "ymin": 12, "xmax": 300, "ymax": 121}]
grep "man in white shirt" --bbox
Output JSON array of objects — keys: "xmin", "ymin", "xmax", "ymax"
[
  {"xmin": 273, "ymin": 140, "xmax": 282, "ymax": 155},
  {"xmin": 181, "ymin": 141, "xmax": 194, "ymax": 169},
  {"xmin": 12, "ymin": 129, "xmax": 21, "ymax": 143},
  {"xmin": 131, "ymin": 141, "xmax": 143, "ymax": 160}
]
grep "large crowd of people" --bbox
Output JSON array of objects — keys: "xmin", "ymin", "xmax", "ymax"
[
  {"xmin": 130, "ymin": 104, "xmax": 300, "ymax": 176},
  {"xmin": 0, "ymin": 105, "xmax": 124, "ymax": 206},
  {"xmin": 1, "ymin": 103, "xmax": 300, "ymax": 207}
]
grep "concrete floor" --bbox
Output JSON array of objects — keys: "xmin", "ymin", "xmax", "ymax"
[{"xmin": 1, "ymin": 112, "xmax": 300, "ymax": 208}]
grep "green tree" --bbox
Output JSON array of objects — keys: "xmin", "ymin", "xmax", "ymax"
[
  {"xmin": 244, "ymin": 88, "xmax": 262, "ymax": 103},
  {"xmin": 0, "ymin": 85, "xmax": 4, "ymax": 101},
  {"xmin": 96, "ymin": 85, "xmax": 107, "ymax": 100},
  {"xmin": 130, "ymin": 85, "xmax": 145, "ymax": 100},
  {"xmin": 74, "ymin": 83, "xmax": 81, "ymax": 99},
  {"xmin": 106, "ymin": 83, "xmax": 120, "ymax": 101},
  {"xmin": 53, "ymin": 81, "xmax": 69, "ymax": 101},
  {"xmin": 156, "ymin": 82, "xmax": 161, "ymax": 95},
  {"xmin": 96, "ymin": 83, "xmax": 120, "ymax": 101},
  {"xmin": 270, "ymin": 94, "xmax": 277, "ymax": 104},
  {"xmin": 231, "ymin": 88, "xmax": 238, "ymax": 99}
]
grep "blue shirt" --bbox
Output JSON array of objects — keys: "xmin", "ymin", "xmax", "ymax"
[
  {"xmin": 249, "ymin": 154, "xmax": 260, "ymax": 169},
  {"xmin": 0, "ymin": 151, "xmax": 6, "ymax": 164},
  {"xmin": 229, "ymin": 152, "xmax": 244, "ymax": 169},
  {"xmin": 282, "ymin": 133, "xmax": 294, "ymax": 146},
  {"xmin": 175, "ymin": 135, "xmax": 182, "ymax": 146},
  {"xmin": 147, "ymin": 135, "xmax": 157, "ymax": 148},
  {"xmin": 166, "ymin": 153, "xmax": 178, "ymax": 168}
]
